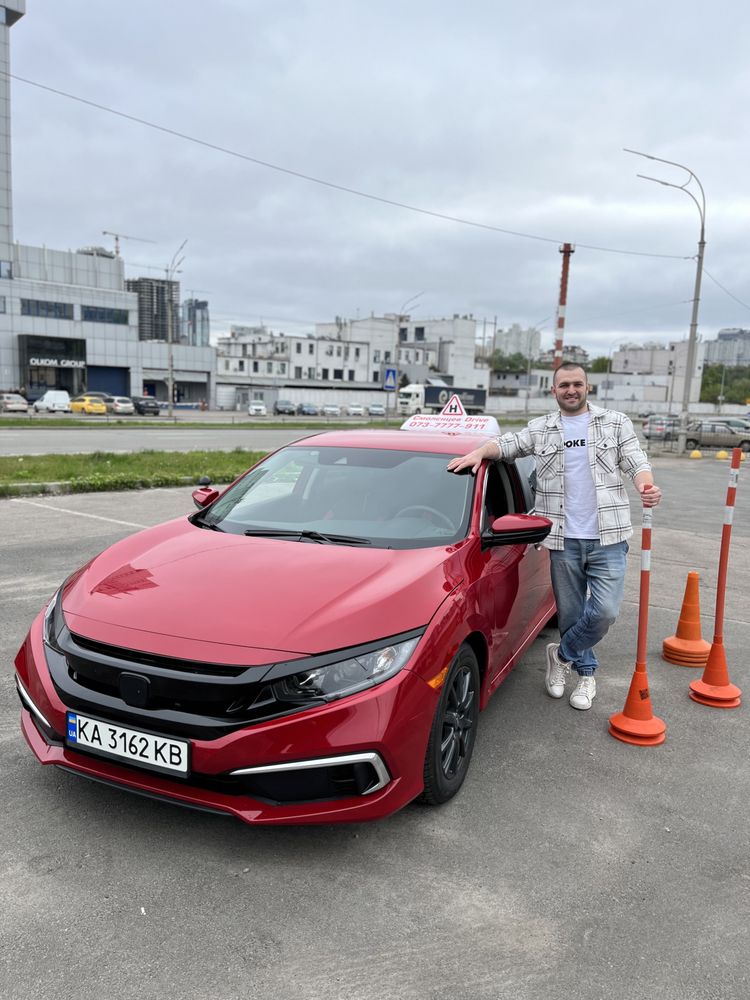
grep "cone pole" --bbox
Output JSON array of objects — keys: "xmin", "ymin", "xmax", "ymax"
[
  {"xmin": 662, "ymin": 571, "xmax": 711, "ymax": 666},
  {"xmin": 609, "ymin": 506, "xmax": 667, "ymax": 746},
  {"xmin": 690, "ymin": 448, "xmax": 742, "ymax": 708}
]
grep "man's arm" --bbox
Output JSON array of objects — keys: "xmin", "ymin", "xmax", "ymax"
[{"xmin": 446, "ymin": 438, "xmax": 501, "ymax": 474}]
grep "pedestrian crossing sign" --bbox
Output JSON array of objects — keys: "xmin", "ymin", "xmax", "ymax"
[
  {"xmin": 440, "ymin": 394, "xmax": 466, "ymax": 416},
  {"xmin": 383, "ymin": 367, "xmax": 397, "ymax": 391}
]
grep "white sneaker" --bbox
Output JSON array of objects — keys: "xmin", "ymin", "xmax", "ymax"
[
  {"xmin": 569, "ymin": 675, "xmax": 596, "ymax": 710},
  {"xmin": 545, "ymin": 643, "xmax": 571, "ymax": 698}
]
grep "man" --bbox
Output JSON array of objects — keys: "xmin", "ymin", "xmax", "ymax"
[{"xmin": 447, "ymin": 363, "xmax": 661, "ymax": 710}]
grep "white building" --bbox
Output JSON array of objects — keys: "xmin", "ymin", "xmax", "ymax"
[
  {"xmin": 611, "ymin": 339, "xmax": 704, "ymax": 407},
  {"xmin": 317, "ymin": 313, "xmax": 489, "ymax": 389},
  {"xmin": 0, "ymin": 4, "xmax": 215, "ymax": 404}
]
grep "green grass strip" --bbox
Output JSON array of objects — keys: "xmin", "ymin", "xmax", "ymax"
[{"xmin": 0, "ymin": 448, "xmax": 267, "ymax": 496}]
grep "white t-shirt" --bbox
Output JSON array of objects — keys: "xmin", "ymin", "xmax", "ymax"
[{"xmin": 561, "ymin": 412, "xmax": 598, "ymax": 539}]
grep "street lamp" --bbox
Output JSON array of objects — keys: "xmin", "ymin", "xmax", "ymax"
[
  {"xmin": 624, "ymin": 149, "xmax": 706, "ymax": 454},
  {"xmin": 389, "ymin": 292, "xmax": 423, "ymax": 422},
  {"xmin": 165, "ymin": 240, "xmax": 187, "ymax": 419}
]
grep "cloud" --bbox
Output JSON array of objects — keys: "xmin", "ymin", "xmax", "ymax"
[{"xmin": 9, "ymin": 0, "xmax": 750, "ymax": 352}]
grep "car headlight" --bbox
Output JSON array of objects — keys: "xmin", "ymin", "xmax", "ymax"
[
  {"xmin": 273, "ymin": 636, "xmax": 420, "ymax": 704},
  {"xmin": 43, "ymin": 585, "xmax": 65, "ymax": 649}
]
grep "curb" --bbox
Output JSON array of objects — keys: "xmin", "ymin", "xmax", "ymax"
[{"xmin": 0, "ymin": 476, "xmax": 206, "ymax": 499}]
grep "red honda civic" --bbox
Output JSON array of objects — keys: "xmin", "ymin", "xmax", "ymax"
[{"xmin": 15, "ymin": 428, "xmax": 554, "ymax": 825}]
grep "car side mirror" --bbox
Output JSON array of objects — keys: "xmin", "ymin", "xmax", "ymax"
[
  {"xmin": 483, "ymin": 513, "xmax": 552, "ymax": 547},
  {"xmin": 192, "ymin": 486, "xmax": 220, "ymax": 509}
]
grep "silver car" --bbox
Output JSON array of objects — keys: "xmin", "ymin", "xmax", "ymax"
[{"xmin": 685, "ymin": 421, "xmax": 750, "ymax": 452}]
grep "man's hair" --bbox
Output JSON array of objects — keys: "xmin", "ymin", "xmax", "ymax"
[{"xmin": 553, "ymin": 361, "xmax": 588, "ymax": 385}]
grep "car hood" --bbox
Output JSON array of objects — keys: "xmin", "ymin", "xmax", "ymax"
[{"xmin": 61, "ymin": 519, "xmax": 465, "ymax": 665}]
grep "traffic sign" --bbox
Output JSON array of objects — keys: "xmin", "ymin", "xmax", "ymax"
[
  {"xmin": 383, "ymin": 367, "xmax": 397, "ymax": 391},
  {"xmin": 441, "ymin": 394, "xmax": 466, "ymax": 416}
]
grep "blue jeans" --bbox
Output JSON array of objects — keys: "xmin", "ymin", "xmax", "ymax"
[{"xmin": 549, "ymin": 539, "xmax": 628, "ymax": 677}]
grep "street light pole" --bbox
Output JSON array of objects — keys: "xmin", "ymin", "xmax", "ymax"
[
  {"xmin": 624, "ymin": 149, "xmax": 705, "ymax": 454},
  {"xmin": 390, "ymin": 293, "xmax": 423, "ymax": 423},
  {"xmin": 165, "ymin": 240, "xmax": 187, "ymax": 420}
]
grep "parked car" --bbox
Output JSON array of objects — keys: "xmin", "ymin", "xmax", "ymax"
[
  {"xmin": 14, "ymin": 428, "xmax": 554, "ymax": 825},
  {"xmin": 368, "ymin": 402, "xmax": 386, "ymax": 417},
  {"xmin": 713, "ymin": 417, "xmax": 750, "ymax": 432},
  {"xmin": 132, "ymin": 396, "xmax": 160, "ymax": 416},
  {"xmin": 346, "ymin": 404, "xmax": 365, "ymax": 417},
  {"xmin": 248, "ymin": 401, "xmax": 268, "ymax": 416},
  {"xmin": 322, "ymin": 403, "xmax": 341, "ymax": 417},
  {"xmin": 642, "ymin": 415, "xmax": 680, "ymax": 441},
  {"xmin": 296, "ymin": 402, "xmax": 319, "ymax": 416},
  {"xmin": 273, "ymin": 399, "xmax": 296, "ymax": 415},
  {"xmin": 83, "ymin": 391, "xmax": 115, "ymax": 410},
  {"xmin": 684, "ymin": 421, "xmax": 750, "ymax": 452},
  {"xmin": 110, "ymin": 396, "xmax": 135, "ymax": 415},
  {"xmin": 0, "ymin": 392, "xmax": 29, "ymax": 413},
  {"xmin": 32, "ymin": 390, "xmax": 71, "ymax": 413},
  {"xmin": 70, "ymin": 394, "xmax": 107, "ymax": 415}
]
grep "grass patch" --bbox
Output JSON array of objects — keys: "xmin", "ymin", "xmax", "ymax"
[{"xmin": 0, "ymin": 448, "xmax": 267, "ymax": 496}]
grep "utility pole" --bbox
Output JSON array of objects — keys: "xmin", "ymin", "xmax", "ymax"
[
  {"xmin": 553, "ymin": 243, "xmax": 575, "ymax": 371},
  {"xmin": 165, "ymin": 241, "xmax": 187, "ymax": 420}
]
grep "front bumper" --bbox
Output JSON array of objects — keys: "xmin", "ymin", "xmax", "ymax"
[{"xmin": 15, "ymin": 610, "xmax": 437, "ymax": 825}]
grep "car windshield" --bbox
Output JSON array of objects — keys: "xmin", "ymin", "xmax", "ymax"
[{"xmin": 196, "ymin": 445, "xmax": 475, "ymax": 549}]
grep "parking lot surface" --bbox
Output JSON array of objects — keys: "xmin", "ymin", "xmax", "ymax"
[{"xmin": 1, "ymin": 456, "xmax": 749, "ymax": 1000}]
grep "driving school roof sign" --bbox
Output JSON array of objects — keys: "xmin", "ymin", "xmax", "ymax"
[{"xmin": 401, "ymin": 395, "xmax": 500, "ymax": 435}]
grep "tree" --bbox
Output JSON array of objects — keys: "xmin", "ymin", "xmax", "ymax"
[
  {"xmin": 490, "ymin": 350, "xmax": 528, "ymax": 372},
  {"xmin": 589, "ymin": 356, "xmax": 610, "ymax": 373},
  {"xmin": 700, "ymin": 364, "xmax": 750, "ymax": 405}
]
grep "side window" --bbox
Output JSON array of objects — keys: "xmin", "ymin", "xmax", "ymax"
[
  {"xmin": 511, "ymin": 455, "xmax": 537, "ymax": 513},
  {"xmin": 482, "ymin": 462, "xmax": 516, "ymax": 530}
]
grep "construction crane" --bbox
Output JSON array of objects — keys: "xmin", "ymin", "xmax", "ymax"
[{"xmin": 102, "ymin": 231, "xmax": 157, "ymax": 258}]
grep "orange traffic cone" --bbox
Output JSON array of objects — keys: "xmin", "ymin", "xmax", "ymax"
[
  {"xmin": 609, "ymin": 507, "xmax": 666, "ymax": 747},
  {"xmin": 662, "ymin": 572, "xmax": 711, "ymax": 667},
  {"xmin": 609, "ymin": 666, "xmax": 667, "ymax": 745},
  {"xmin": 689, "ymin": 640, "xmax": 741, "ymax": 708}
]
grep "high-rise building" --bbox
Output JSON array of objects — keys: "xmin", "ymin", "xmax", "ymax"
[
  {"xmin": 182, "ymin": 298, "xmax": 210, "ymax": 347},
  {"xmin": 125, "ymin": 277, "xmax": 180, "ymax": 343}
]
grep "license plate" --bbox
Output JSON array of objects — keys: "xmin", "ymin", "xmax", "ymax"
[{"xmin": 66, "ymin": 712, "xmax": 190, "ymax": 777}]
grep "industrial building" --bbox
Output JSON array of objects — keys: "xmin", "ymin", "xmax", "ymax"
[{"xmin": 0, "ymin": 3, "xmax": 215, "ymax": 403}]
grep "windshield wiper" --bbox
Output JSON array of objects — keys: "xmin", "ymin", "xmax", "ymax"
[
  {"xmin": 195, "ymin": 519, "xmax": 225, "ymax": 531},
  {"xmin": 243, "ymin": 528, "xmax": 371, "ymax": 545}
]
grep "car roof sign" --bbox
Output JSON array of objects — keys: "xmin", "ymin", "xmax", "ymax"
[{"xmin": 400, "ymin": 412, "xmax": 501, "ymax": 435}]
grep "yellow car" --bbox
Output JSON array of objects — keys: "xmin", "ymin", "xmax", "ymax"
[{"xmin": 70, "ymin": 395, "xmax": 107, "ymax": 415}]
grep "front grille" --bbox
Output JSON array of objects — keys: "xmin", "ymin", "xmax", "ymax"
[
  {"xmin": 46, "ymin": 626, "xmax": 321, "ymax": 740},
  {"xmin": 71, "ymin": 633, "xmax": 247, "ymax": 677}
]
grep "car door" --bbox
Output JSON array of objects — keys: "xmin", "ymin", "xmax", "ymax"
[{"xmin": 473, "ymin": 461, "xmax": 552, "ymax": 688}]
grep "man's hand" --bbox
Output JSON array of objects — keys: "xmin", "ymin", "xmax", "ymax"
[
  {"xmin": 637, "ymin": 482, "xmax": 662, "ymax": 507},
  {"xmin": 447, "ymin": 441, "xmax": 499, "ymax": 474}
]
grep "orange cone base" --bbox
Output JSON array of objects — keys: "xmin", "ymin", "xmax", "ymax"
[
  {"xmin": 608, "ymin": 711, "xmax": 667, "ymax": 746},
  {"xmin": 608, "ymin": 722, "xmax": 666, "ymax": 746},
  {"xmin": 662, "ymin": 651, "xmax": 709, "ymax": 667},
  {"xmin": 688, "ymin": 681, "xmax": 741, "ymax": 709},
  {"xmin": 662, "ymin": 636, "xmax": 710, "ymax": 666}
]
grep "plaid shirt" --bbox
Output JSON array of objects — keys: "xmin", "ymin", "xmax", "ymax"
[{"xmin": 494, "ymin": 404, "xmax": 651, "ymax": 550}]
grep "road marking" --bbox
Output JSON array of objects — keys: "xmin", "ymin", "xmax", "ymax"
[{"xmin": 10, "ymin": 498, "xmax": 147, "ymax": 528}]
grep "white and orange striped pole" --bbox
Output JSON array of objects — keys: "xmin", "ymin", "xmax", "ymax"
[
  {"xmin": 552, "ymin": 243, "xmax": 575, "ymax": 371},
  {"xmin": 689, "ymin": 447, "xmax": 742, "ymax": 708},
  {"xmin": 609, "ymin": 507, "xmax": 667, "ymax": 745}
]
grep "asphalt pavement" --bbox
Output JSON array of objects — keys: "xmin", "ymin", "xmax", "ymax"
[{"xmin": 1, "ymin": 456, "xmax": 749, "ymax": 1000}]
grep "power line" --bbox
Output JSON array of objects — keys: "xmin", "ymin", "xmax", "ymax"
[
  {"xmin": 8, "ymin": 71, "xmax": 693, "ymax": 263},
  {"xmin": 702, "ymin": 267, "xmax": 750, "ymax": 313}
]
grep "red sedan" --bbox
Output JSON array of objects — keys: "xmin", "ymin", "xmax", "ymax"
[{"xmin": 15, "ymin": 429, "xmax": 554, "ymax": 825}]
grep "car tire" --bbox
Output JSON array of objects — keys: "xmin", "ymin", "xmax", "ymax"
[
  {"xmin": 686, "ymin": 439, "xmax": 699, "ymax": 450},
  {"xmin": 420, "ymin": 643, "xmax": 480, "ymax": 806},
  {"xmin": 740, "ymin": 441, "xmax": 750, "ymax": 453}
]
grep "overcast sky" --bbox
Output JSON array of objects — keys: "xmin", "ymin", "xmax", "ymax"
[{"xmin": 8, "ymin": 1, "xmax": 750, "ymax": 356}]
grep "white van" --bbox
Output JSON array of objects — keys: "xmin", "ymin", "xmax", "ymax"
[{"xmin": 33, "ymin": 390, "xmax": 72, "ymax": 413}]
